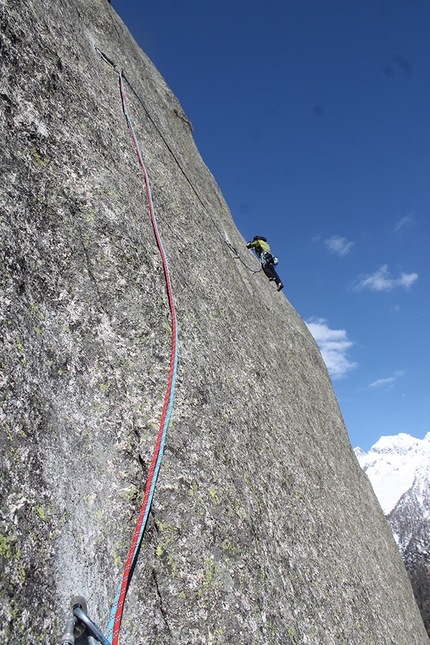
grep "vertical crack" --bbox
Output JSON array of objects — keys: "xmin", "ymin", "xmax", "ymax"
[{"xmin": 152, "ymin": 568, "xmax": 172, "ymax": 636}]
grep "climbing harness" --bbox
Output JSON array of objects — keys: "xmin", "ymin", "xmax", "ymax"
[
  {"xmin": 260, "ymin": 251, "xmax": 278, "ymax": 267},
  {"xmin": 94, "ymin": 46, "xmax": 261, "ymax": 275}
]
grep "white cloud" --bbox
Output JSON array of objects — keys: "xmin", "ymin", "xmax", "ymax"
[
  {"xmin": 353, "ymin": 265, "xmax": 418, "ymax": 292},
  {"xmin": 369, "ymin": 376, "xmax": 396, "ymax": 388},
  {"xmin": 324, "ymin": 235, "xmax": 354, "ymax": 257},
  {"xmin": 368, "ymin": 371, "xmax": 404, "ymax": 389},
  {"xmin": 306, "ymin": 318, "xmax": 357, "ymax": 380},
  {"xmin": 394, "ymin": 214, "xmax": 414, "ymax": 232}
]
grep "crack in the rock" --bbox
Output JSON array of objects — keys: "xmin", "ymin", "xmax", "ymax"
[
  {"xmin": 152, "ymin": 568, "xmax": 172, "ymax": 636},
  {"xmin": 138, "ymin": 453, "xmax": 148, "ymax": 480}
]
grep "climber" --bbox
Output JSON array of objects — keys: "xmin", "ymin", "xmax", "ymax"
[{"xmin": 246, "ymin": 236, "xmax": 284, "ymax": 291}]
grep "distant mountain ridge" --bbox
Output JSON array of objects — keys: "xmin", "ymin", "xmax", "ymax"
[{"xmin": 355, "ymin": 433, "xmax": 430, "ymax": 635}]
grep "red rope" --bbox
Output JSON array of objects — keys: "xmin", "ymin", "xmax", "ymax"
[{"xmin": 108, "ymin": 72, "xmax": 178, "ymax": 645}]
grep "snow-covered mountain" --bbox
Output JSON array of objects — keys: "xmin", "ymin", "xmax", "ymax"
[
  {"xmin": 354, "ymin": 433, "xmax": 430, "ymax": 515},
  {"xmin": 355, "ymin": 433, "xmax": 430, "ymax": 636}
]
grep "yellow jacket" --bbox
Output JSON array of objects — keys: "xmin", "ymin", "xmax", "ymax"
[{"xmin": 249, "ymin": 239, "xmax": 271, "ymax": 256}]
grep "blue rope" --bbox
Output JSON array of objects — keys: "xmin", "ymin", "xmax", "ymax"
[{"xmin": 106, "ymin": 72, "xmax": 179, "ymax": 645}]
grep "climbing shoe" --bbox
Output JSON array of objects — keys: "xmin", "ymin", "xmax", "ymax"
[{"xmin": 277, "ymin": 283, "xmax": 284, "ymax": 292}]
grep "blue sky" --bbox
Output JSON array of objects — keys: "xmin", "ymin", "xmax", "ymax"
[{"xmin": 112, "ymin": 0, "xmax": 429, "ymax": 451}]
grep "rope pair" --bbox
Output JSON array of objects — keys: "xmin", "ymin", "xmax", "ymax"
[
  {"xmin": 93, "ymin": 46, "xmax": 259, "ymax": 644},
  {"xmin": 102, "ymin": 67, "xmax": 178, "ymax": 645}
]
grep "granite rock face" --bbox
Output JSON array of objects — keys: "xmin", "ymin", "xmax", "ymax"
[{"xmin": 0, "ymin": 0, "xmax": 428, "ymax": 643}]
